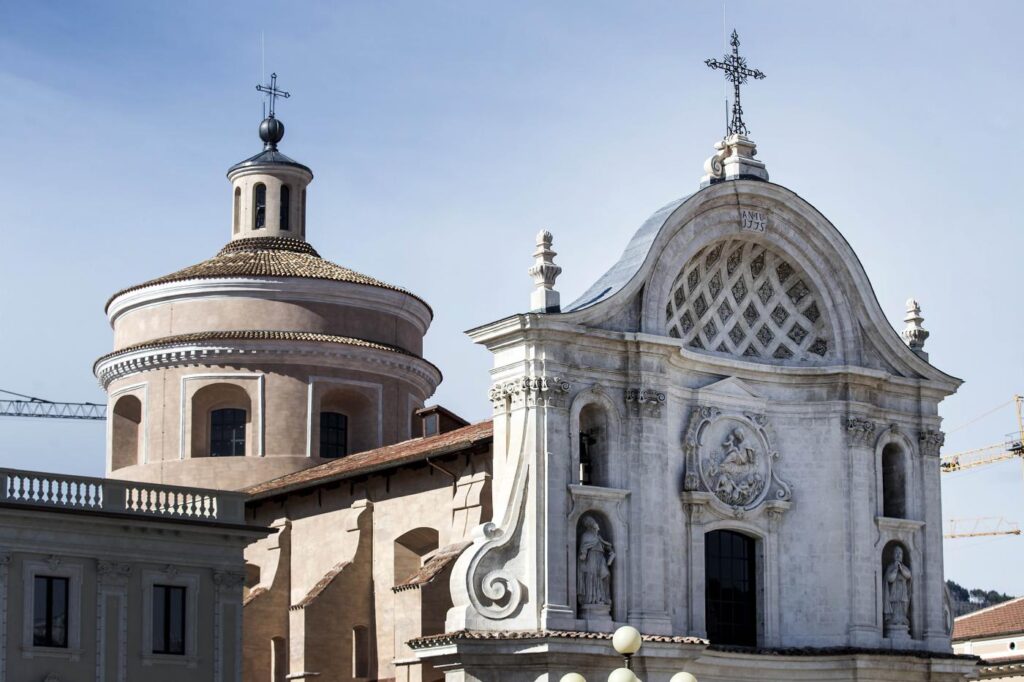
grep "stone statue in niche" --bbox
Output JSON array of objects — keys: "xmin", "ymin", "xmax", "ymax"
[
  {"xmin": 577, "ymin": 515, "xmax": 615, "ymax": 615},
  {"xmin": 883, "ymin": 545, "xmax": 912, "ymax": 637},
  {"xmin": 708, "ymin": 427, "xmax": 765, "ymax": 507}
]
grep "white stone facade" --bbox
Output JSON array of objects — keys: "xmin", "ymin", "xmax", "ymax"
[{"xmin": 421, "ymin": 174, "xmax": 975, "ymax": 680}]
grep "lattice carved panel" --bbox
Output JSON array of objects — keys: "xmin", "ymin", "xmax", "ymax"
[{"xmin": 665, "ymin": 240, "xmax": 833, "ymax": 363}]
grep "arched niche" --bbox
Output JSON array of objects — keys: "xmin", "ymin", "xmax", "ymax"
[
  {"xmin": 111, "ymin": 394, "xmax": 143, "ymax": 470},
  {"xmin": 569, "ymin": 389, "xmax": 622, "ymax": 489},
  {"xmin": 190, "ymin": 383, "xmax": 253, "ymax": 458},
  {"xmin": 575, "ymin": 511, "xmax": 616, "ymax": 620},
  {"xmin": 881, "ymin": 540, "xmax": 913, "ymax": 639},
  {"xmin": 875, "ymin": 427, "xmax": 915, "ymax": 520},
  {"xmin": 393, "ymin": 527, "xmax": 439, "ymax": 587},
  {"xmin": 318, "ymin": 387, "xmax": 377, "ymax": 457}
]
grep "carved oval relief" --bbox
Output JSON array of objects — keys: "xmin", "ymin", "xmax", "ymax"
[{"xmin": 698, "ymin": 416, "xmax": 772, "ymax": 508}]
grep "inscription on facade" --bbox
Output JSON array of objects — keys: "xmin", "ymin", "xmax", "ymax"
[{"xmin": 741, "ymin": 209, "xmax": 767, "ymax": 232}]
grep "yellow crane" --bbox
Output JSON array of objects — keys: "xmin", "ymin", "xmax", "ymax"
[{"xmin": 940, "ymin": 395, "xmax": 1023, "ymax": 539}]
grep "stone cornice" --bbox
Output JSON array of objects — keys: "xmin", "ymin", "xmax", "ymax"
[{"xmin": 94, "ymin": 340, "xmax": 442, "ymax": 396}]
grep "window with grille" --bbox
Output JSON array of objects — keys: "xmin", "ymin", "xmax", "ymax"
[
  {"xmin": 320, "ymin": 411, "xmax": 349, "ymax": 458},
  {"xmin": 210, "ymin": 408, "xmax": 246, "ymax": 456}
]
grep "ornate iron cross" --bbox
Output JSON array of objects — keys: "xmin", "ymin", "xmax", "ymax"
[
  {"xmin": 256, "ymin": 72, "xmax": 290, "ymax": 118},
  {"xmin": 705, "ymin": 30, "xmax": 765, "ymax": 137}
]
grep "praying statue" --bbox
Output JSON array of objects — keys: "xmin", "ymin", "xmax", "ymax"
[
  {"xmin": 883, "ymin": 545, "xmax": 912, "ymax": 635},
  {"xmin": 577, "ymin": 516, "xmax": 615, "ymax": 610}
]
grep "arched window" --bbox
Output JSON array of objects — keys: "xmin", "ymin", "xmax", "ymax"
[
  {"xmin": 705, "ymin": 529, "xmax": 758, "ymax": 647},
  {"xmin": 111, "ymin": 394, "xmax": 142, "ymax": 470},
  {"xmin": 352, "ymin": 625, "xmax": 369, "ymax": 678},
  {"xmin": 210, "ymin": 408, "xmax": 246, "ymax": 456},
  {"xmin": 578, "ymin": 404, "xmax": 610, "ymax": 487},
  {"xmin": 300, "ymin": 189, "xmax": 307, "ymax": 236},
  {"xmin": 279, "ymin": 184, "xmax": 290, "ymax": 230},
  {"xmin": 253, "ymin": 183, "xmax": 267, "ymax": 229},
  {"xmin": 882, "ymin": 444, "xmax": 907, "ymax": 518},
  {"xmin": 232, "ymin": 187, "xmax": 241, "ymax": 234},
  {"xmin": 319, "ymin": 411, "xmax": 348, "ymax": 458}
]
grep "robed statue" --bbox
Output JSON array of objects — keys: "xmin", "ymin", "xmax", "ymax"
[
  {"xmin": 577, "ymin": 516, "xmax": 615, "ymax": 609},
  {"xmin": 883, "ymin": 545, "xmax": 912, "ymax": 635}
]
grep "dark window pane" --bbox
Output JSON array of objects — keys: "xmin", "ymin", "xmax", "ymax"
[
  {"xmin": 705, "ymin": 530, "xmax": 757, "ymax": 647},
  {"xmin": 210, "ymin": 408, "xmax": 246, "ymax": 456},
  {"xmin": 33, "ymin": 576, "xmax": 69, "ymax": 648},
  {"xmin": 280, "ymin": 185, "xmax": 290, "ymax": 230},
  {"xmin": 320, "ymin": 412, "xmax": 348, "ymax": 459},
  {"xmin": 154, "ymin": 585, "xmax": 186, "ymax": 655},
  {"xmin": 254, "ymin": 184, "xmax": 266, "ymax": 229}
]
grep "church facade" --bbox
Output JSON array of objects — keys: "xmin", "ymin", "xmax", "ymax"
[{"xmin": 87, "ymin": 74, "xmax": 979, "ymax": 680}]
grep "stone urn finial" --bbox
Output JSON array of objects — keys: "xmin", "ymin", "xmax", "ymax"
[
  {"xmin": 901, "ymin": 298, "xmax": 930, "ymax": 360},
  {"xmin": 528, "ymin": 230, "xmax": 562, "ymax": 313}
]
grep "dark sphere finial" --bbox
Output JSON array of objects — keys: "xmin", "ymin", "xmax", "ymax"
[{"xmin": 259, "ymin": 116, "xmax": 285, "ymax": 150}]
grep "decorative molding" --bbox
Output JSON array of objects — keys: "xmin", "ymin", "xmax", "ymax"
[
  {"xmin": 918, "ymin": 430, "xmax": 945, "ymax": 458},
  {"xmin": 107, "ymin": 381, "xmax": 149, "ymax": 465},
  {"xmin": 96, "ymin": 562, "xmax": 130, "ymax": 682},
  {"xmin": 97, "ymin": 560, "xmax": 133, "ymax": 587},
  {"xmin": 845, "ymin": 417, "xmax": 877, "ymax": 446},
  {"xmin": 489, "ymin": 376, "xmax": 571, "ymax": 411},
  {"xmin": 22, "ymin": 558, "xmax": 84, "ymax": 661},
  {"xmin": 624, "ymin": 388, "xmax": 667, "ymax": 418},
  {"xmin": 141, "ymin": 568, "xmax": 199, "ymax": 668},
  {"xmin": 213, "ymin": 571, "xmax": 246, "ymax": 682}
]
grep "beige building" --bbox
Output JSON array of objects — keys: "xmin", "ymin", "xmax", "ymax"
[
  {"xmin": 953, "ymin": 598, "xmax": 1024, "ymax": 680},
  {"xmin": 0, "ymin": 467, "xmax": 265, "ymax": 682}
]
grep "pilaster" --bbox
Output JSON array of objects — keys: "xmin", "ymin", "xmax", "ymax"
[{"xmin": 845, "ymin": 416, "xmax": 880, "ymax": 646}]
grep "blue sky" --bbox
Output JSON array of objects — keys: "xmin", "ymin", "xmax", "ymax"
[{"xmin": 1, "ymin": 1, "xmax": 1022, "ymax": 594}]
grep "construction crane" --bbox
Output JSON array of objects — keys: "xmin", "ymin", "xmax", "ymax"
[
  {"xmin": 945, "ymin": 517, "xmax": 1022, "ymax": 539},
  {"xmin": 940, "ymin": 395, "xmax": 1023, "ymax": 473},
  {"xmin": 0, "ymin": 389, "xmax": 106, "ymax": 421}
]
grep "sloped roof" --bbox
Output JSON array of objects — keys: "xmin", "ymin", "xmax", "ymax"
[
  {"xmin": 291, "ymin": 561, "xmax": 351, "ymax": 610},
  {"xmin": 107, "ymin": 236, "xmax": 429, "ymax": 313},
  {"xmin": 393, "ymin": 541, "xmax": 472, "ymax": 592},
  {"xmin": 245, "ymin": 420, "xmax": 493, "ymax": 499},
  {"xmin": 954, "ymin": 597, "xmax": 1024, "ymax": 641}
]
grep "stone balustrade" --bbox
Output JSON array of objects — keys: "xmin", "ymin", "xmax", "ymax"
[{"xmin": 0, "ymin": 468, "xmax": 246, "ymax": 524}]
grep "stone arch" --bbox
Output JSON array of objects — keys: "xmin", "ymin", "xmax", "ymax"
[
  {"xmin": 190, "ymin": 383, "xmax": 252, "ymax": 458},
  {"xmin": 317, "ymin": 387, "xmax": 378, "ymax": 457},
  {"xmin": 393, "ymin": 527, "xmax": 439, "ymax": 586},
  {"xmin": 111, "ymin": 394, "xmax": 142, "ymax": 470},
  {"xmin": 568, "ymin": 388, "xmax": 623, "ymax": 488}
]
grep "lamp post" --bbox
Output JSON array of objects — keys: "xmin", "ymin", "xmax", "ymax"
[{"xmin": 559, "ymin": 626, "xmax": 698, "ymax": 682}]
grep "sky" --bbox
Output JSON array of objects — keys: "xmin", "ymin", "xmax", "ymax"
[{"xmin": 1, "ymin": 1, "xmax": 1022, "ymax": 594}]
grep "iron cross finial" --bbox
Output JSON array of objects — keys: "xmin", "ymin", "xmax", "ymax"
[
  {"xmin": 256, "ymin": 72, "xmax": 290, "ymax": 119},
  {"xmin": 705, "ymin": 30, "xmax": 765, "ymax": 137}
]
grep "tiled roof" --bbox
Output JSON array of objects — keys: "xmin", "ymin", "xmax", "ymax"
[
  {"xmin": 107, "ymin": 236, "xmax": 430, "ymax": 313},
  {"xmin": 291, "ymin": 561, "xmax": 351, "ymax": 609},
  {"xmin": 243, "ymin": 586, "xmax": 268, "ymax": 607},
  {"xmin": 96, "ymin": 330, "xmax": 417, "ymax": 366},
  {"xmin": 408, "ymin": 629, "xmax": 707, "ymax": 649},
  {"xmin": 245, "ymin": 420, "xmax": 494, "ymax": 498},
  {"xmin": 393, "ymin": 542, "xmax": 472, "ymax": 592},
  {"xmin": 954, "ymin": 597, "xmax": 1024, "ymax": 641}
]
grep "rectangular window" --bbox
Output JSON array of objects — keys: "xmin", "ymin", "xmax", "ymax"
[
  {"xmin": 153, "ymin": 585, "xmax": 186, "ymax": 655},
  {"xmin": 210, "ymin": 408, "xmax": 247, "ymax": 456},
  {"xmin": 320, "ymin": 411, "xmax": 349, "ymax": 458},
  {"xmin": 33, "ymin": 575, "xmax": 69, "ymax": 648}
]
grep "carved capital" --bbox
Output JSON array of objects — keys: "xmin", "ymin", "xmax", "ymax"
[
  {"xmin": 919, "ymin": 430, "xmax": 945, "ymax": 458},
  {"xmin": 625, "ymin": 387, "xmax": 667, "ymax": 418},
  {"xmin": 213, "ymin": 571, "xmax": 246, "ymax": 589},
  {"xmin": 845, "ymin": 417, "xmax": 877, "ymax": 446},
  {"xmin": 489, "ymin": 375, "xmax": 571, "ymax": 410}
]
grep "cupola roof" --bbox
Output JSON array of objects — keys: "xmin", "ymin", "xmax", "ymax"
[{"xmin": 106, "ymin": 236, "xmax": 431, "ymax": 314}]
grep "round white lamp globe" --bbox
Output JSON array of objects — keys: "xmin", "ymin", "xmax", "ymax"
[
  {"xmin": 612, "ymin": 626, "xmax": 643, "ymax": 656},
  {"xmin": 670, "ymin": 673, "xmax": 698, "ymax": 682},
  {"xmin": 608, "ymin": 667, "xmax": 637, "ymax": 682},
  {"xmin": 560, "ymin": 674, "xmax": 587, "ymax": 682}
]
